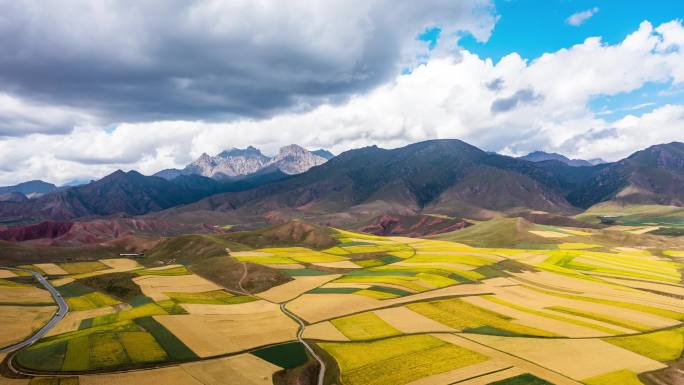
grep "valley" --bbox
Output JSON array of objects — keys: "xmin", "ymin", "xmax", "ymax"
[{"xmin": 0, "ymin": 219, "xmax": 682, "ymax": 385}]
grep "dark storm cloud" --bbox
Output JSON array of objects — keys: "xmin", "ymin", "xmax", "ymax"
[
  {"xmin": 0, "ymin": 0, "xmax": 496, "ymax": 129},
  {"xmin": 490, "ymin": 88, "xmax": 543, "ymax": 113}
]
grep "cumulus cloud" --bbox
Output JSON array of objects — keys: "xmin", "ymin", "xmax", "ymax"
[
  {"xmin": 0, "ymin": 0, "xmax": 496, "ymax": 128},
  {"xmin": 2, "ymin": 17, "xmax": 684, "ymax": 185},
  {"xmin": 0, "ymin": 93, "xmax": 91, "ymax": 137},
  {"xmin": 566, "ymin": 7, "xmax": 599, "ymax": 26}
]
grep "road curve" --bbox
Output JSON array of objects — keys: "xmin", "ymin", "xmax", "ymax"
[
  {"xmin": 280, "ymin": 303, "xmax": 326, "ymax": 385},
  {"xmin": 0, "ymin": 267, "xmax": 68, "ymax": 354}
]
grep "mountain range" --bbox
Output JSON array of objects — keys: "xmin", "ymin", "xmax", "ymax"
[
  {"xmin": 154, "ymin": 144, "xmax": 332, "ymax": 180},
  {"xmin": 519, "ymin": 151, "xmax": 605, "ymax": 167},
  {"xmin": 1, "ymin": 140, "xmax": 683, "ymax": 227}
]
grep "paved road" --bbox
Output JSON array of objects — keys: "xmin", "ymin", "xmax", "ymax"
[
  {"xmin": 280, "ymin": 303, "xmax": 326, "ymax": 385},
  {"xmin": 0, "ymin": 267, "xmax": 68, "ymax": 354}
]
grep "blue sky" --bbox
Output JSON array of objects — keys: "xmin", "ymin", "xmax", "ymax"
[
  {"xmin": 435, "ymin": 0, "xmax": 684, "ymax": 120},
  {"xmin": 460, "ymin": 0, "xmax": 684, "ymax": 62}
]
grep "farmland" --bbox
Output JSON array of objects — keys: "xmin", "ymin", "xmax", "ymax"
[{"xmin": 0, "ymin": 221, "xmax": 683, "ymax": 385}]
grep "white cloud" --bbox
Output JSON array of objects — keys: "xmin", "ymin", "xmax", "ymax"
[
  {"xmin": 2, "ymin": 19, "xmax": 684, "ymax": 185},
  {"xmin": 0, "ymin": 0, "xmax": 497, "ymax": 124},
  {"xmin": 566, "ymin": 7, "xmax": 599, "ymax": 26}
]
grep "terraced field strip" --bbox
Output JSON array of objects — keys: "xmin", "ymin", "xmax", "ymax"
[
  {"xmin": 490, "ymin": 284, "xmax": 680, "ymax": 331},
  {"xmin": 407, "ymin": 298, "xmax": 555, "ymax": 337},
  {"xmin": 519, "ymin": 284, "xmax": 684, "ymax": 320},
  {"xmin": 470, "ymin": 296, "xmax": 621, "ymax": 337}
]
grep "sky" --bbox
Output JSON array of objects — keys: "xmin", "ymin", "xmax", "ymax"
[{"xmin": 0, "ymin": 0, "xmax": 684, "ymax": 185}]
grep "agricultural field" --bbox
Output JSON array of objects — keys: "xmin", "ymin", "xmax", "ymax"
[{"xmin": 1, "ymin": 221, "xmax": 683, "ymax": 385}]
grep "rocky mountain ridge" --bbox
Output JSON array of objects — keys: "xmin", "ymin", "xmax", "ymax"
[{"xmin": 155, "ymin": 144, "xmax": 330, "ymax": 180}]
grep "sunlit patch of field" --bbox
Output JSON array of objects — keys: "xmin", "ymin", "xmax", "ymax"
[
  {"xmin": 15, "ymin": 320, "xmax": 170, "ymax": 372},
  {"xmin": 257, "ymin": 274, "xmax": 340, "ymax": 303},
  {"xmin": 407, "ymin": 298, "xmax": 555, "ymax": 337},
  {"xmin": 78, "ymin": 353, "xmax": 281, "ymax": 385},
  {"xmin": 133, "ymin": 273, "xmax": 222, "ymax": 301},
  {"xmin": 664, "ymin": 249, "xmax": 684, "ymax": 259},
  {"xmin": 303, "ymin": 321, "xmax": 350, "ymax": 341},
  {"xmin": 583, "ymin": 369, "xmax": 645, "ymax": 385},
  {"xmin": 0, "ymin": 280, "xmax": 54, "ymax": 304},
  {"xmin": 372, "ymin": 306, "xmax": 456, "ymax": 334},
  {"xmin": 66, "ymin": 292, "xmax": 120, "ymax": 311},
  {"xmin": 604, "ymin": 327, "xmax": 684, "ymax": 362},
  {"xmin": 466, "ymin": 334, "xmax": 666, "ymax": 381},
  {"xmin": 0, "ymin": 305, "xmax": 56, "ymax": 348},
  {"xmin": 0, "ymin": 269, "xmax": 16, "ymax": 278},
  {"xmin": 58, "ymin": 262, "xmax": 109, "ymax": 275},
  {"xmin": 320, "ymin": 334, "xmax": 489, "ymax": 385},
  {"xmin": 33, "ymin": 263, "xmax": 69, "ymax": 275},
  {"xmin": 528, "ymin": 230, "xmax": 570, "ymax": 238},
  {"xmin": 136, "ymin": 265, "xmax": 190, "ymax": 276},
  {"xmin": 99, "ymin": 258, "xmax": 140, "ymax": 270},
  {"xmin": 165, "ymin": 290, "xmax": 255, "ymax": 305},
  {"xmin": 155, "ymin": 300, "xmax": 299, "ymax": 357},
  {"xmin": 45, "ymin": 307, "xmax": 116, "ymax": 337},
  {"xmin": 476, "ymin": 284, "xmax": 681, "ymax": 336},
  {"xmin": 531, "ymin": 249, "xmax": 683, "ymax": 284},
  {"xmin": 557, "ymin": 243, "xmax": 600, "ymax": 250},
  {"xmin": 330, "ymin": 312, "xmax": 401, "ymax": 340}
]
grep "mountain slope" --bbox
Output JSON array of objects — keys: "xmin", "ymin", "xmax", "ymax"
[
  {"xmin": 568, "ymin": 142, "xmax": 684, "ymax": 208},
  {"xmin": 0, "ymin": 167, "xmax": 295, "ymax": 223},
  {"xmin": 178, "ymin": 140, "xmax": 593, "ymax": 223}
]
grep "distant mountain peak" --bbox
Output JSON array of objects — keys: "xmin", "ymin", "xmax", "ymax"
[
  {"xmin": 312, "ymin": 149, "xmax": 334, "ymax": 159},
  {"xmin": 217, "ymin": 146, "xmax": 264, "ymax": 158},
  {"xmin": 268, "ymin": 144, "xmax": 328, "ymax": 174},
  {"xmin": 519, "ymin": 151, "xmax": 593, "ymax": 167},
  {"xmin": 0, "ymin": 179, "xmax": 58, "ymax": 197},
  {"xmin": 154, "ymin": 144, "xmax": 331, "ymax": 180}
]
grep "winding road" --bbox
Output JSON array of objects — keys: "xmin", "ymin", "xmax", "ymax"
[
  {"xmin": 235, "ymin": 258, "xmax": 326, "ymax": 385},
  {"xmin": 280, "ymin": 302, "xmax": 327, "ymax": 385},
  {"xmin": 0, "ymin": 267, "xmax": 68, "ymax": 354}
]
